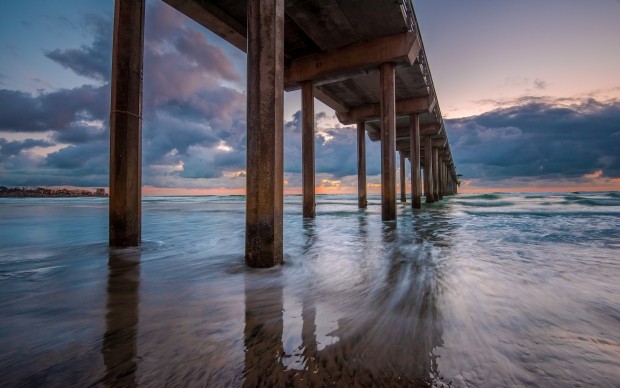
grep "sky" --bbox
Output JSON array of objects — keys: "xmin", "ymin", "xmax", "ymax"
[{"xmin": 0, "ymin": 0, "xmax": 619, "ymax": 194}]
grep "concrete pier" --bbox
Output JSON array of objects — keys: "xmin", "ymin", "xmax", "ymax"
[
  {"xmin": 410, "ymin": 114, "xmax": 422, "ymax": 209},
  {"xmin": 244, "ymin": 0, "xmax": 285, "ymax": 267},
  {"xmin": 357, "ymin": 122, "xmax": 368, "ymax": 209},
  {"xmin": 380, "ymin": 62, "xmax": 397, "ymax": 221},
  {"xmin": 108, "ymin": 0, "xmax": 462, "ymax": 267},
  {"xmin": 432, "ymin": 147, "xmax": 439, "ymax": 202},
  {"xmin": 424, "ymin": 136, "xmax": 434, "ymax": 203},
  {"xmin": 109, "ymin": 0, "xmax": 145, "ymax": 247},
  {"xmin": 400, "ymin": 152, "xmax": 407, "ymax": 203},
  {"xmin": 302, "ymin": 80, "xmax": 315, "ymax": 218}
]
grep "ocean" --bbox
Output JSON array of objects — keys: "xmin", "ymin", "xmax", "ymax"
[{"xmin": 0, "ymin": 192, "xmax": 619, "ymax": 386}]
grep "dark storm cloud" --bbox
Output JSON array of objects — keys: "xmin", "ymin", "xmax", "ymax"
[
  {"xmin": 447, "ymin": 98, "xmax": 620, "ymax": 183},
  {"xmin": 1, "ymin": 2, "xmax": 247, "ymax": 188},
  {"xmin": 137, "ymin": 2, "xmax": 247, "ymax": 186},
  {"xmin": 45, "ymin": 14, "xmax": 112, "ymax": 82},
  {"xmin": 0, "ymin": 138, "xmax": 54, "ymax": 161},
  {"xmin": 46, "ymin": 140, "xmax": 108, "ymax": 172},
  {"xmin": 173, "ymin": 29, "xmax": 241, "ymax": 83},
  {"xmin": 283, "ymin": 111, "xmax": 381, "ymax": 179},
  {"xmin": 0, "ymin": 85, "xmax": 108, "ymax": 133}
]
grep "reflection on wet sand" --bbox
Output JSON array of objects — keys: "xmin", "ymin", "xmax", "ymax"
[
  {"xmin": 242, "ymin": 215, "xmax": 448, "ymax": 386},
  {"xmin": 243, "ymin": 270, "xmax": 285, "ymax": 387},
  {"xmin": 101, "ymin": 248, "xmax": 140, "ymax": 387}
]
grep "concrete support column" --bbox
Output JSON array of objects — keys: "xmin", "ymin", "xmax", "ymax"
[
  {"xmin": 410, "ymin": 114, "xmax": 421, "ymax": 209},
  {"xmin": 424, "ymin": 136, "xmax": 434, "ymax": 203},
  {"xmin": 399, "ymin": 151, "xmax": 406, "ymax": 203},
  {"xmin": 380, "ymin": 62, "xmax": 396, "ymax": 221},
  {"xmin": 245, "ymin": 0, "xmax": 284, "ymax": 268},
  {"xmin": 443, "ymin": 162, "xmax": 448, "ymax": 197},
  {"xmin": 109, "ymin": 0, "xmax": 145, "ymax": 247},
  {"xmin": 455, "ymin": 173, "xmax": 459, "ymax": 194},
  {"xmin": 301, "ymin": 81, "xmax": 315, "ymax": 218},
  {"xmin": 437, "ymin": 155, "xmax": 444, "ymax": 200},
  {"xmin": 432, "ymin": 147, "xmax": 440, "ymax": 201},
  {"xmin": 357, "ymin": 122, "xmax": 367, "ymax": 208}
]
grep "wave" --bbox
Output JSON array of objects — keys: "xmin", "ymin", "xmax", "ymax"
[
  {"xmin": 460, "ymin": 193, "xmax": 503, "ymax": 201},
  {"xmin": 458, "ymin": 201, "xmax": 514, "ymax": 208},
  {"xmin": 463, "ymin": 210, "xmax": 620, "ymax": 217},
  {"xmin": 562, "ymin": 196, "xmax": 620, "ymax": 207},
  {"xmin": 606, "ymin": 192, "xmax": 620, "ymax": 199}
]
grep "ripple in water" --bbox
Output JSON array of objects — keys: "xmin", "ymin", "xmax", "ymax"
[{"xmin": 0, "ymin": 193, "xmax": 619, "ymax": 386}]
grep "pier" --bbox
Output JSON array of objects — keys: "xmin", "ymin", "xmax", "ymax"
[{"xmin": 108, "ymin": 0, "xmax": 458, "ymax": 267}]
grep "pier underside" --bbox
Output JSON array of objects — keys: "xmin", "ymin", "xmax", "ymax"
[{"xmin": 109, "ymin": 0, "xmax": 458, "ymax": 266}]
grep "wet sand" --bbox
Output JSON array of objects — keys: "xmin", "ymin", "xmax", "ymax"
[{"xmin": 1, "ymin": 194, "xmax": 619, "ymax": 386}]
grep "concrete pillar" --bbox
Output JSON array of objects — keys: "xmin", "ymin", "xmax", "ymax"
[
  {"xmin": 442, "ymin": 161, "xmax": 447, "ymax": 197},
  {"xmin": 380, "ymin": 62, "xmax": 396, "ymax": 221},
  {"xmin": 432, "ymin": 147, "xmax": 440, "ymax": 201},
  {"xmin": 109, "ymin": 0, "xmax": 145, "ymax": 247},
  {"xmin": 424, "ymin": 136, "xmax": 434, "ymax": 203},
  {"xmin": 357, "ymin": 122, "xmax": 368, "ymax": 208},
  {"xmin": 301, "ymin": 81, "xmax": 315, "ymax": 218},
  {"xmin": 245, "ymin": 0, "xmax": 284, "ymax": 268},
  {"xmin": 410, "ymin": 114, "xmax": 421, "ymax": 209},
  {"xmin": 437, "ymin": 155, "xmax": 444, "ymax": 200},
  {"xmin": 399, "ymin": 151, "xmax": 406, "ymax": 203}
]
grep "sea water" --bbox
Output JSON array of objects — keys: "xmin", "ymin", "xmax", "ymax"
[{"xmin": 0, "ymin": 192, "xmax": 619, "ymax": 386}]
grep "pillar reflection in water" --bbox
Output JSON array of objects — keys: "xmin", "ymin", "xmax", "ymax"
[
  {"xmin": 101, "ymin": 248, "xmax": 140, "ymax": 387},
  {"xmin": 300, "ymin": 219, "xmax": 318, "ymax": 374},
  {"xmin": 243, "ymin": 270, "xmax": 285, "ymax": 387}
]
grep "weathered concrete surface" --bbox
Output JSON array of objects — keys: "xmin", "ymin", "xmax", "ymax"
[
  {"xmin": 380, "ymin": 62, "xmax": 396, "ymax": 221},
  {"xmin": 357, "ymin": 122, "xmax": 368, "ymax": 209},
  {"xmin": 245, "ymin": 0, "xmax": 285, "ymax": 267},
  {"xmin": 424, "ymin": 136, "xmax": 434, "ymax": 203},
  {"xmin": 302, "ymin": 81, "xmax": 315, "ymax": 218},
  {"xmin": 410, "ymin": 113, "xmax": 422, "ymax": 209},
  {"xmin": 109, "ymin": 0, "xmax": 145, "ymax": 247}
]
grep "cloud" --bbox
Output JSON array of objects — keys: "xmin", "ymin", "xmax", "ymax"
[
  {"xmin": 283, "ymin": 111, "xmax": 381, "ymax": 180},
  {"xmin": 45, "ymin": 14, "xmax": 112, "ymax": 82},
  {"xmin": 583, "ymin": 169, "xmax": 603, "ymax": 179},
  {"xmin": 0, "ymin": 138, "xmax": 54, "ymax": 162},
  {"xmin": 533, "ymin": 78, "xmax": 547, "ymax": 90},
  {"xmin": 447, "ymin": 97, "xmax": 620, "ymax": 186},
  {"xmin": 0, "ymin": 85, "xmax": 109, "ymax": 133},
  {"xmin": 0, "ymin": 2, "xmax": 249, "ymax": 188}
]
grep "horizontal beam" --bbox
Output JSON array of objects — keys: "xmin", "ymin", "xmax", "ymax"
[
  {"xmin": 397, "ymin": 137, "xmax": 447, "ymax": 152},
  {"xmin": 314, "ymin": 87, "xmax": 349, "ymax": 113},
  {"xmin": 396, "ymin": 123, "xmax": 440, "ymax": 138},
  {"xmin": 336, "ymin": 95, "xmax": 436, "ymax": 125},
  {"xmin": 285, "ymin": 32, "xmax": 421, "ymax": 87}
]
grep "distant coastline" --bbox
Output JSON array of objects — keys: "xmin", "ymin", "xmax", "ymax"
[{"xmin": 0, "ymin": 186, "xmax": 108, "ymax": 198}]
